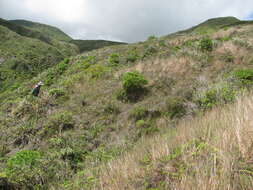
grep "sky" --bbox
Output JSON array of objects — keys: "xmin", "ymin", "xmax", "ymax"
[{"xmin": 0, "ymin": 0, "xmax": 253, "ymax": 42}]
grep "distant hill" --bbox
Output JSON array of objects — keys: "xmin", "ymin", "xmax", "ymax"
[
  {"xmin": 71, "ymin": 39, "xmax": 126, "ymax": 53},
  {"xmin": 10, "ymin": 19, "xmax": 72, "ymax": 42},
  {"xmin": 0, "ymin": 18, "xmax": 52, "ymax": 44}
]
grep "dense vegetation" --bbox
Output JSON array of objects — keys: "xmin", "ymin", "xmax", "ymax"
[{"xmin": 1, "ymin": 16, "xmax": 253, "ymax": 190}]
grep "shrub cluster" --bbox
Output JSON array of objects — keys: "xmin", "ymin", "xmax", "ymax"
[{"xmin": 122, "ymin": 71, "xmax": 148, "ymax": 94}]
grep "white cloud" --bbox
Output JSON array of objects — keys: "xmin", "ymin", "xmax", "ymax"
[{"xmin": 0, "ymin": 0, "xmax": 253, "ymax": 42}]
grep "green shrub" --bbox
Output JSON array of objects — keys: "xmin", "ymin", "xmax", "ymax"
[
  {"xmin": 200, "ymin": 38, "xmax": 213, "ymax": 51},
  {"xmin": 166, "ymin": 97, "xmax": 186, "ymax": 119},
  {"xmin": 49, "ymin": 88, "xmax": 66, "ymax": 98},
  {"xmin": 122, "ymin": 71, "xmax": 148, "ymax": 94},
  {"xmin": 234, "ymin": 69, "xmax": 253, "ymax": 81},
  {"xmin": 6, "ymin": 150, "xmax": 41, "ymax": 171},
  {"xmin": 197, "ymin": 85, "xmax": 236, "ymax": 110},
  {"xmin": 108, "ymin": 53, "xmax": 120, "ymax": 66},
  {"xmin": 117, "ymin": 71, "xmax": 148, "ymax": 102}
]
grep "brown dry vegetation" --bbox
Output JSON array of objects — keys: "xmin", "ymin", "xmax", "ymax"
[{"xmin": 97, "ymin": 93, "xmax": 253, "ymax": 190}]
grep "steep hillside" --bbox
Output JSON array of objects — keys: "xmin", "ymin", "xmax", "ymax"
[
  {"xmin": 1, "ymin": 17, "xmax": 253, "ymax": 190},
  {"xmin": 10, "ymin": 20, "xmax": 72, "ymax": 42}
]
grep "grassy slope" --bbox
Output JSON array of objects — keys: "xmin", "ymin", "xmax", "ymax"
[{"xmin": 1, "ymin": 17, "xmax": 253, "ymax": 189}]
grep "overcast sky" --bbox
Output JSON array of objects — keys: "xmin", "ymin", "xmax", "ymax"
[{"xmin": 0, "ymin": 0, "xmax": 253, "ymax": 42}]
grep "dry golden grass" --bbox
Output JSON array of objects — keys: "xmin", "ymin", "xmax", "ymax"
[{"xmin": 97, "ymin": 93, "xmax": 253, "ymax": 190}]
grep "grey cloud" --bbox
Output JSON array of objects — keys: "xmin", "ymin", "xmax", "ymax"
[{"xmin": 0, "ymin": 0, "xmax": 253, "ymax": 42}]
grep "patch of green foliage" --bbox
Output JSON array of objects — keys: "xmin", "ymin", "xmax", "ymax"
[
  {"xmin": 5, "ymin": 150, "xmax": 43, "ymax": 187},
  {"xmin": 234, "ymin": 69, "xmax": 253, "ymax": 81},
  {"xmin": 117, "ymin": 71, "xmax": 148, "ymax": 102},
  {"xmin": 197, "ymin": 85, "xmax": 236, "ymax": 110},
  {"xmin": 122, "ymin": 71, "xmax": 148, "ymax": 94}
]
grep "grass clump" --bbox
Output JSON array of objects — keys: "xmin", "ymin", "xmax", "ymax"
[{"xmin": 200, "ymin": 38, "xmax": 213, "ymax": 51}]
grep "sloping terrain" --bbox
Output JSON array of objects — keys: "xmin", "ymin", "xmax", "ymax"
[{"xmin": 1, "ymin": 17, "xmax": 253, "ymax": 190}]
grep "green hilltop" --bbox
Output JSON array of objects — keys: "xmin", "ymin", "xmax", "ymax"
[
  {"xmin": 1, "ymin": 16, "xmax": 253, "ymax": 189},
  {"xmin": 10, "ymin": 19, "xmax": 72, "ymax": 42}
]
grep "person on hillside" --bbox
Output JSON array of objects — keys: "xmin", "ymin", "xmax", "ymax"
[{"xmin": 32, "ymin": 81, "xmax": 44, "ymax": 97}]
